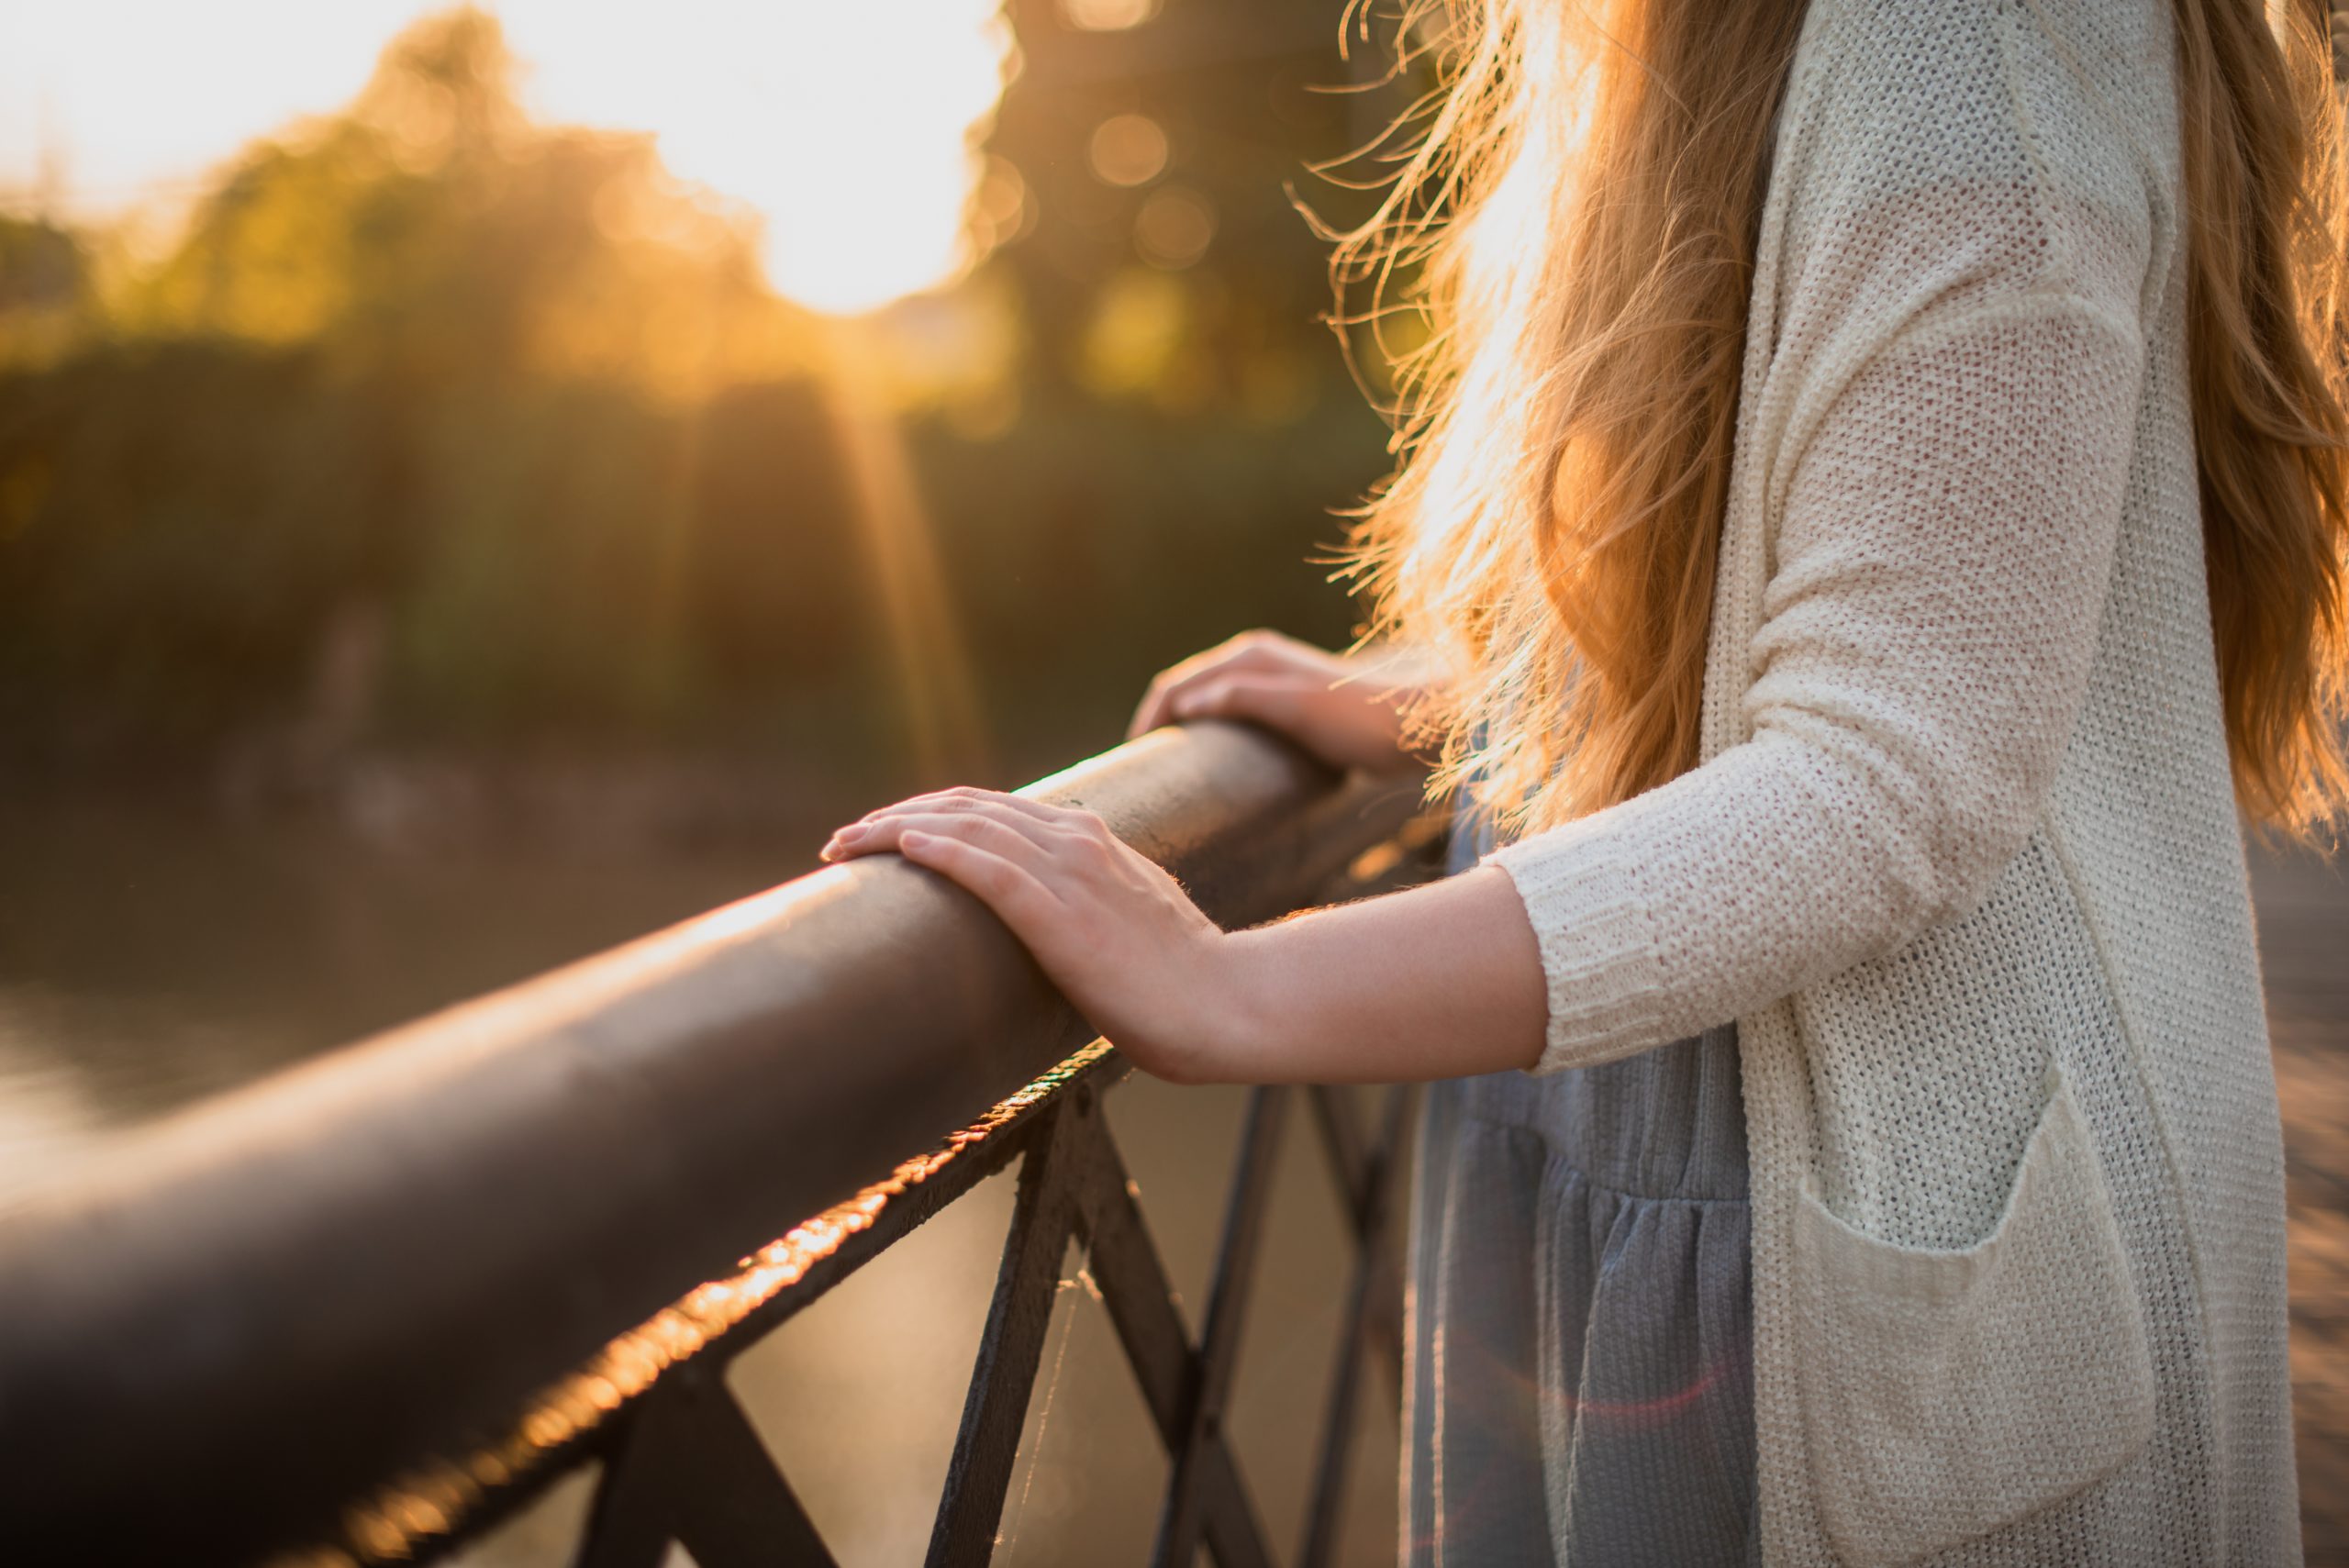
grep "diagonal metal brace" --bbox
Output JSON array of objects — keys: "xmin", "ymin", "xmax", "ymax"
[{"xmin": 575, "ymin": 1362, "xmax": 841, "ymax": 1568}]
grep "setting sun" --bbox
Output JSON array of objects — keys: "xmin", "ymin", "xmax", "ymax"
[
  {"xmin": 0, "ymin": 0, "xmax": 1018, "ymax": 316},
  {"xmin": 515, "ymin": 0, "xmax": 1017, "ymax": 315}
]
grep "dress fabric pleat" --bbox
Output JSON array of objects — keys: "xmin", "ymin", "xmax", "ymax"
[{"xmin": 1405, "ymin": 825, "xmax": 1758, "ymax": 1567}]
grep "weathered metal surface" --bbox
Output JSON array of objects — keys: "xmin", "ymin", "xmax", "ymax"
[
  {"xmin": 314, "ymin": 1044, "xmax": 1127, "ymax": 1568},
  {"xmin": 525, "ymin": 1029, "xmax": 1397, "ymax": 1568},
  {"xmin": 1153, "ymin": 1086, "xmax": 1289, "ymax": 1568},
  {"xmin": 576, "ymin": 1365, "xmax": 841, "ymax": 1568},
  {"xmin": 1073, "ymin": 1104, "xmax": 1276, "ymax": 1568},
  {"xmin": 1297, "ymin": 1085, "xmax": 1413, "ymax": 1568},
  {"xmin": 0, "ymin": 722, "xmax": 1425, "ymax": 1565},
  {"xmin": 925, "ymin": 1098, "xmax": 1086, "ymax": 1568}
]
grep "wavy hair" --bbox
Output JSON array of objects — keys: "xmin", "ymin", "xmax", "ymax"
[{"xmin": 1336, "ymin": 0, "xmax": 2349, "ymax": 841}]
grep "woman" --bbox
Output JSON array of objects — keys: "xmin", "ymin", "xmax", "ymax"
[{"xmin": 825, "ymin": 0, "xmax": 2345, "ymax": 1561}]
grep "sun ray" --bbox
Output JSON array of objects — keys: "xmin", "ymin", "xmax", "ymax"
[{"xmin": 814, "ymin": 323, "xmax": 992, "ymax": 780}]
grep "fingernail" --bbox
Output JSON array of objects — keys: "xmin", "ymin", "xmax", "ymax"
[
  {"xmin": 834, "ymin": 823, "xmax": 866, "ymax": 842},
  {"xmin": 901, "ymin": 829, "xmax": 931, "ymax": 849}
]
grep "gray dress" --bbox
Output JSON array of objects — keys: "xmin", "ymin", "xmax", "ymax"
[{"xmin": 1403, "ymin": 822, "xmax": 1757, "ymax": 1566}]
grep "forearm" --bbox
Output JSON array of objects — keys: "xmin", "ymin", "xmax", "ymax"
[
  {"xmin": 819, "ymin": 784, "xmax": 1547, "ymax": 1087},
  {"xmin": 1199, "ymin": 865, "xmax": 1549, "ymax": 1084}
]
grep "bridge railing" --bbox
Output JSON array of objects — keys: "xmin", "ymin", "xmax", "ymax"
[{"xmin": 0, "ymin": 721, "xmax": 1447, "ymax": 1567}]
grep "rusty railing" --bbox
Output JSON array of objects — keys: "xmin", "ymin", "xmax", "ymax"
[{"xmin": 0, "ymin": 720, "xmax": 1445, "ymax": 1566}]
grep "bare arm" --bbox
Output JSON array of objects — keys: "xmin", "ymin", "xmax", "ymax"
[
  {"xmin": 1219, "ymin": 864, "xmax": 1547, "ymax": 1083},
  {"xmin": 819, "ymin": 788, "xmax": 1545, "ymax": 1084}
]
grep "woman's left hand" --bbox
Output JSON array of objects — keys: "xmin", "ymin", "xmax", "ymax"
[{"xmin": 820, "ymin": 787, "xmax": 1256, "ymax": 1083}]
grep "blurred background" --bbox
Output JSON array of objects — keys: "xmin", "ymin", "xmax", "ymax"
[
  {"xmin": 0, "ymin": 0, "xmax": 1410, "ymax": 1129},
  {"xmin": 0, "ymin": 2, "xmax": 1421, "ymax": 1562},
  {"xmin": 2, "ymin": 4, "xmax": 2343, "ymax": 1565}
]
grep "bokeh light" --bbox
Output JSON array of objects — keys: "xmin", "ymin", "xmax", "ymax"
[
  {"xmin": 1136, "ymin": 185, "xmax": 1215, "ymax": 268},
  {"xmin": 1087, "ymin": 113, "xmax": 1168, "ymax": 187},
  {"xmin": 1060, "ymin": 0, "xmax": 1161, "ymax": 30}
]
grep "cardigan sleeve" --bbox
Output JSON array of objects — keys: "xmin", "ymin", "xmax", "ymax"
[{"xmin": 1487, "ymin": 283, "xmax": 2147, "ymax": 1073}]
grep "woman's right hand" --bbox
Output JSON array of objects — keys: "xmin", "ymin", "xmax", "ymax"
[{"xmin": 1126, "ymin": 629, "xmax": 1436, "ymax": 775}]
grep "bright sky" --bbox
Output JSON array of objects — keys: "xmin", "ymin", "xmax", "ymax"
[{"xmin": 0, "ymin": 0, "xmax": 1017, "ymax": 315}]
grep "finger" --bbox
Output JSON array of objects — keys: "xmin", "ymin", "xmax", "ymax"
[
  {"xmin": 1128, "ymin": 686, "xmax": 1170, "ymax": 740},
  {"xmin": 1128, "ymin": 633, "xmax": 1296, "ymax": 737},
  {"xmin": 1135, "ymin": 657, "xmax": 1285, "ymax": 737},
  {"xmin": 825, "ymin": 800, "xmax": 1068, "ymax": 863},
  {"xmin": 827, "ymin": 802, "xmax": 1047, "ymax": 863},
  {"xmin": 1131, "ymin": 666, "xmax": 1206, "ymax": 739},
  {"xmin": 1168, "ymin": 671, "xmax": 1318, "ymax": 730},
  {"xmin": 913, "ymin": 785, "xmax": 1102, "ymax": 831},
  {"xmin": 893, "ymin": 789, "xmax": 1101, "ymax": 837},
  {"xmin": 846, "ymin": 786, "xmax": 1063, "ymax": 832},
  {"xmin": 858, "ymin": 809, "xmax": 1059, "ymax": 865},
  {"xmin": 894, "ymin": 830, "xmax": 1059, "ymax": 925},
  {"xmin": 1171, "ymin": 629, "xmax": 1293, "ymax": 684}
]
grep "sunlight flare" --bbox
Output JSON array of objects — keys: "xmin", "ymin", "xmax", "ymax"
[
  {"xmin": 817, "ymin": 328, "xmax": 993, "ymax": 777},
  {"xmin": 517, "ymin": 0, "xmax": 1019, "ymax": 316},
  {"xmin": 2, "ymin": 0, "xmax": 1020, "ymax": 317}
]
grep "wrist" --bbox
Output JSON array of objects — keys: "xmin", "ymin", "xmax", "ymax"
[{"xmin": 1185, "ymin": 925, "xmax": 1297, "ymax": 1084}]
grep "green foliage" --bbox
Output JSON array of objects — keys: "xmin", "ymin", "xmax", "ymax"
[
  {"xmin": 0, "ymin": 4, "xmax": 1391, "ymax": 781},
  {"xmin": 0, "ymin": 343, "xmax": 371, "ymax": 748},
  {"xmin": 117, "ymin": 8, "xmax": 806, "ymax": 394}
]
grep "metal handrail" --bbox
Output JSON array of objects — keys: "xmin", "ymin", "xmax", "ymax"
[{"xmin": 0, "ymin": 721, "xmax": 1435, "ymax": 1565}]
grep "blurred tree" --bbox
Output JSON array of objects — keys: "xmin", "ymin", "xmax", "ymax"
[
  {"xmin": 0, "ymin": 9, "xmax": 864, "ymax": 770},
  {"xmin": 0, "ymin": 1, "xmax": 1405, "ymax": 803},
  {"xmin": 0, "ymin": 215, "xmax": 98, "ymax": 371},
  {"xmin": 125, "ymin": 8, "xmax": 812, "ymax": 397},
  {"xmin": 985, "ymin": 0, "xmax": 1383, "ymax": 414}
]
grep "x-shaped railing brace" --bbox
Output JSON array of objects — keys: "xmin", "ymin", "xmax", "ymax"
[{"xmin": 571, "ymin": 1058, "xmax": 1412, "ymax": 1568}]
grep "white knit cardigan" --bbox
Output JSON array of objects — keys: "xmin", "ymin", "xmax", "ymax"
[{"xmin": 1484, "ymin": 1, "xmax": 2301, "ymax": 1563}]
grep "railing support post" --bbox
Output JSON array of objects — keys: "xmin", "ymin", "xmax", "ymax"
[
  {"xmin": 927, "ymin": 1095, "xmax": 1086, "ymax": 1568},
  {"xmin": 1152, "ymin": 1086, "xmax": 1290, "ymax": 1568}
]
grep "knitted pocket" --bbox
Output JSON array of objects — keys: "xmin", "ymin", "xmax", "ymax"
[{"xmin": 1788, "ymin": 1067, "xmax": 2155, "ymax": 1566}]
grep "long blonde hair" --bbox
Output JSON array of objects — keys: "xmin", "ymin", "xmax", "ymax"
[{"xmin": 1339, "ymin": 0, "xmax": 2349, "ymax": 841}]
